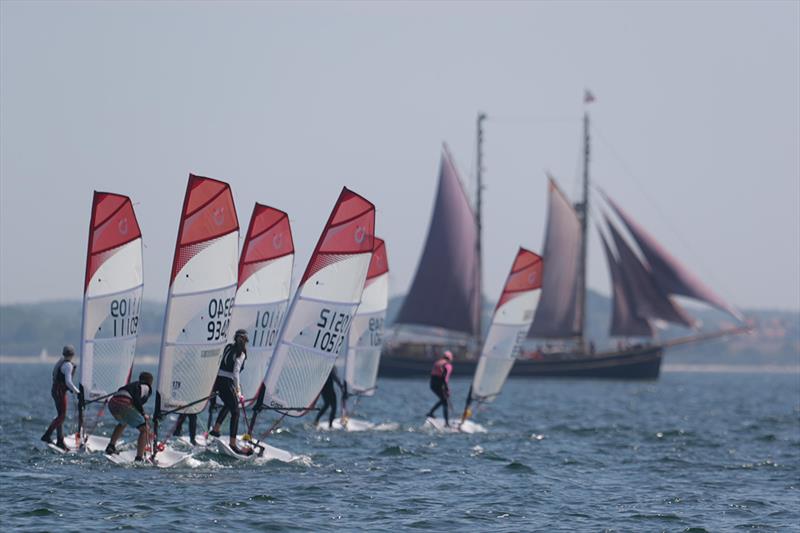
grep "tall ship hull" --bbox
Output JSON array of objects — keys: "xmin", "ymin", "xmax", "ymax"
[{"xmin": 379, "ymin": 345, "xmax": 662, "ymax": 380}]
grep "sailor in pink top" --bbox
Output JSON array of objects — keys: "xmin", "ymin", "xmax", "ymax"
[{"xmin": 425, "ymin": 350, "xmax": 454, "ymax": 425}]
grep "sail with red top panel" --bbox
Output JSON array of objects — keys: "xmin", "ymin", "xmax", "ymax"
[
  {"xmin": 469, "ymin": 248, "xmax": 543, "ymax": 403},
  {"xmin": 262, "ymin": 187, "xmax": 375, "ymax": 412},
  {"xmin": 229, "ymin": 204, "xmax": 294, "ymax": 403},
  {"xmin": 79, "ymin": 191, "xmax": 143, "ymax": 400},
  {"xmin": 155, "ymin": 174, "xmax": 239, "ymax": 416},
  {"xmin": 339, "ymin": 237, "xmax": 389, "ymax": 397}
]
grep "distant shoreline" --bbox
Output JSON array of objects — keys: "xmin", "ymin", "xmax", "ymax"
[{"xmin": 0, "ymin": 355, "xmax": 159, "ymax": 365}]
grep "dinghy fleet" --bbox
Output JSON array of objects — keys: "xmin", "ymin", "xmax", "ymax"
[{"xmin": 44, "ymin": 107, "xmax": 747, "ymax": 466}]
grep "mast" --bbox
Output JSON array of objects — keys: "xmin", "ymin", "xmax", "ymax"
[
  {"xmin": 475, "ymin": 112, "xmax": 487, "ymax": 353},
  {"xmin": 576, "ymin": 111, "xmax": 590, "ymax": 351}
]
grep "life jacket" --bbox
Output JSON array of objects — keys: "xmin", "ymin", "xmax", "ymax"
[
  {"xmin": 113, "ymin": 381, "xmax": 151, "ymax": 413},
  {"xmin": 51, "ymin": 358, "xmax": 74, "ymax": 387},
  {"xmin": 217, "ymin": 343, "xmax": 246, "ymax": 378},
  {"xmin": 430, "ymin": 358, "xmax": 452, "ymax": 381}
]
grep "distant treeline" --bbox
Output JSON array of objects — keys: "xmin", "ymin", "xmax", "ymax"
[{"xmin": 1, "ymin": 292, "xmax": 798, "ymax": 362}]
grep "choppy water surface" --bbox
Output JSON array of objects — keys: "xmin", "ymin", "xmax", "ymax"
[{"xmin": 1, "ymin": 363, "xmax": 798, "ymax": 531}]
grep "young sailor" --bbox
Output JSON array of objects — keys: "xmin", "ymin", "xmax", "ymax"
[
  {"xmin": 425, "ymin": 350, "xmax": 454, "ymax": 425},
  {"xmin": 209, "ymin": 329, "xmax": 251, "ymax": 455},
  {"xmin": 105, "ymin": 372, "xmax": 154, "ymax": 462},
  {"xmin": 314, "ymin": 366, "xmax": 344, "ymax": 429},
  {"xmin": 41, "ymin": 345, "xmax": 80, "ymax": 450}
]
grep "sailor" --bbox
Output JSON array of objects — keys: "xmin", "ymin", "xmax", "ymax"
[
  {"xmin": 209, "ymin": 329, "xmax": 251, "ymax": 455},
  {"xmin": 425, "ymin": 350, "xmax": 454, "ymax": 425},
  {"xmin": 105, "ymin": 372, "xmax": 154, "ymax": 462},
  {"xmin": 314, "ymin": 366, "xmax": 344, "ymax": 429},
  {"xmin": 41, "ymin": 345, "xmax": 81, "ymax": 450},
  {"xmin": 172, "ymin": 413, "xmax": 198, "ymax": 445}
]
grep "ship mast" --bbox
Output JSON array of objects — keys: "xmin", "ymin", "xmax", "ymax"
[
  {"xmin": 475, "ymin": 112, "xmax": 486, "ymax": 353},
  {"xmin": 576, "ymin": 110, "xmax": 590, "ymax": 351}
]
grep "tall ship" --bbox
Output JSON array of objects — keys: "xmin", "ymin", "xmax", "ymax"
[{"xmin": 382, "ymin": 101, "xmax": 748, "ymax": 380}]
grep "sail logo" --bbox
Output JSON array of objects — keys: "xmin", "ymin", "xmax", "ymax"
[
  {"xmin": 273, "ymin": 232, "xmax": 283, "ymax": 250},
  {"xmin": 118, "ymin": 218, "xmax": 128, "ymax": 235},
  {"xmin": 213, "ymin": 207, "xmax": 225, "ymax": 226},
  {"xmin": 354, "ymin": 226, "xmax": 366, "ymax": 244}
]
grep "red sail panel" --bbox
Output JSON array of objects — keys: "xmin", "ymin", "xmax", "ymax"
[
  {"xmin": 300, "ymin": 187, "xmax": 375, "ymax": 285},
  {"xmin": 496, "ymin": 248, "xmax": 543, "ymax": 310},
  {"xmin": 85, "ymin": 191, "xmax": 142, "ymax": 290},
  {"xmin": 171, "ymin": 174, "xmax": 239, "ymax": 284},
  {"xmin": 238, "ymin": 204, "xmax": 293, "ymax": 287},
  {"xmin": 366, "ymin": 238, "xmax": 389, "ymax": 281}
]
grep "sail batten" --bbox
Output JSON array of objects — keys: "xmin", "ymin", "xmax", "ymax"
[
  {"xmin": 528, "ymin": 179, "xmax": 582, "ymax": 338},
  {"xmin": 156, "ymin": 174, "xmax": 239, "ymax": 415},
  {"xmin": 603, "ymin": 193, "xmax": 742, "ymax": 321},
  {"xmin": 263, "ymin": 188, "xmax": 375, "ymax": 411},
  {"xmin": 80, "ymin": 192, "xmax": 143, "ymax": 400},
  {"xmin": 394, "ymin": 146, "xmax": 479, "ymax": 336}
]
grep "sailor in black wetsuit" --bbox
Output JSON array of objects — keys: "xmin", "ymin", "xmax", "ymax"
[
  {"xmin": 105, "ymin": 372, "xmax": 154, "ymax": 462},
  {"xmin": 41, "ymin": 345, "xmax": 80, "ymax": 450},
  {"xmin": 314, "ymin": 366, "xmax": 344, "ymax": 429},
  {"xmin": 209, "ymin": 329, "xmax": 251, "ymax": 455}
]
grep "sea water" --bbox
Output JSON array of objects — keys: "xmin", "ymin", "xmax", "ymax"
[{"xmin": 1, "ymin": 362, "xmax": 798, "ymax": 531}]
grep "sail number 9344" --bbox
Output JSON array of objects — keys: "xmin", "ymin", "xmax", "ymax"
[
  {"xmin": 207, "ymin": 297, "xmax": 233, "ymax": 341},
  {"xmin": 312, "ymin": 308, "xmax": 352, "ymax": 354}
]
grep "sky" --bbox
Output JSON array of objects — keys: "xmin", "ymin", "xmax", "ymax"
[{"xmin": 1, "ymin": 1, "xmax": 798, "ymax": 311}]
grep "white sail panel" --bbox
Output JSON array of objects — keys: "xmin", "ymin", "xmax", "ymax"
[
  {"xmin": 263, "ymin": 188, "xmax": 375, "ymax": 411},
  {"xmin": 80, "ymin": 192, "xmax": 144, "ymax": 400},
  {"xmin": 156, "ymin": 175, "xmax": 239, "ymax": 415},
  {"xmin": 472, "ymin": 248, "xmax": 543, "ymax": 402}
]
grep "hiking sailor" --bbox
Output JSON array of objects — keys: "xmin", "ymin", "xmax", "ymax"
[
  {"xmin": 105, "ymin": 372, "xmax": 154, "ymax": 462},
  {"xmin": 314, "ymin": 366, "xmax": 345, "ymax": 429}
]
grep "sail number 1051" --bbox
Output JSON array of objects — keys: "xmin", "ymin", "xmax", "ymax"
[{"xmin": 313, "ymin": 308, "xmax": 351, "ymax": 354}]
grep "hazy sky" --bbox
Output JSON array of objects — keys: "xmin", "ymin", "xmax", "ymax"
[{"xmin": 1, "ymin": 1, "xmax": 798, "ymax": 311}]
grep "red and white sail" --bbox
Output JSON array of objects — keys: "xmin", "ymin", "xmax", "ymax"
[
  {"xmin": 471, "ymin": 248, "xmax": 543, "ymax": 402},
  {"xmin": 156, "ymin": 174, "xmax": 239, "ymax": 415},
  {"xmin": 340, "ymin": 237, "xmax": 389, "ymax": 396},
  {"xmin": 229, "ymin": 204, "xmax": 294, "ymax": 403},
  {"xmin": 263, "ymin": 188, "xmax": 375, "ymax": 411},
  {"xmin": 79, "ymin": 192, "xmax": 143, "ymax": 400}
]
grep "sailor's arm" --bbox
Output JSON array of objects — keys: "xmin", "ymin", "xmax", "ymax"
[
  {"xmin": 62, "ymin": 363, "xmax": 80, "ymax": 394},
  {"xmin": 233, "ymin": 355, "xmax": 244, "ymax": 396}
]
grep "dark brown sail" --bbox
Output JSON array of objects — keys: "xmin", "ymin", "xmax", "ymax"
[
  {"xmin": 604, "ymin": 193, "xmax": 742, "ymax": 321},
  {"xmin": 528, "ymin": 179, "xmax": 582, "ymax": 338},
  {"xmin": 597, "ymin": 227, "xmax": 653, "ymax": 337},
  {"xmin": 394, "ymin": 146, "xmax": 479, "ymax": 335},
  {"xmin": 606, "ymin": 215, "xmax": 694, "ymax": 328}
]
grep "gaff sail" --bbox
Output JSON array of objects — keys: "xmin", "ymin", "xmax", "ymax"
[
  {"xmin": 470, "ymin": 248, "xmax": 543, "ymax": 402},
  {"xmin": 79, "ymin": 192, "xmax": 143, "ymax": 400},
  {"xmin": 262, "ymin": 187, "xmax": 375, "ymax": 412},
  {"xmin": 230, "ymin": 204, "xmax": 294, "ymax": 403},
  {"xmin": 341, "ymin": 237, "xmax": 389, "ymax": 397},
  {"xmin": 156, "ymin": 174, "xmax": 239, "ymax": 416}
]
